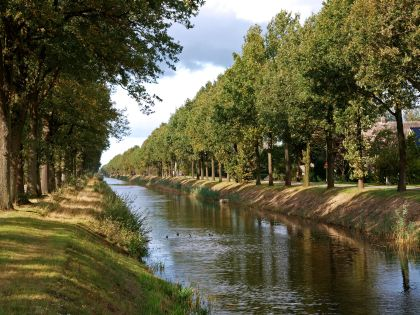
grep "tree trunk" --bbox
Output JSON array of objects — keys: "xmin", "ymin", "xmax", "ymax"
[
  {"xmin": 326, "ymin": 132, "xmax": 335, "ymax": 189},
  {"xmin": 284, "ymin": 141, "xmax": 291, "ymax": 187},
  {"xmin": 356, "ymin": 112, "xmax": 365, "ymax": 190},
  {"xmin": 40, "ymin": 164, "xmax": 48, "ymax": 195},
  {"xmin": 55, "ymin": 158, "xmax": 62, "ymax": 189},
  {"xmin": 218, "ymin": 161, "xmax": 222, "ymax": 182},
  {"xmin": 303, "ymin": 142, "xmax": 311, "ymax": 188},
  {"xmin": 191, "ymin": 160, "xmax": 194, "ymax": 178},
  {"xmin": 395, "ymin": 108, "xmax": 406, "ymax": 192},
  {"xmin": 26, "ymin": 112, "xmax": 41, "ymax": 196},
  {"xmin": 255, "ymin": 140, "xmax": 261, "ymax": 185},
  {"xmin": 196, "ymin": 160, "xmax": 200, "ymax": 180},
  {"xmin": 200, "ymin": 158, "xmax": 204, "ymax": 180},
  {"xmin": 268, "ymin": 133, "xmax": 273, "ymax": 186},
  {"xmin": 16, "ymin": 143, "xmax": 25, "ymax": 198},
  {"xmin": 211, "ymin": 158, "xmax": 215, "ymax": 181},
  {"xmin": 0, "ymin": 103, "xmax": 12, "ymax": 209},
  {"xmin": 227, "ymin": 173, "xmax": 230, "ymax": 182},
  {"xmin": 48, "ymin": 162, "xmax": 56, "ymax": 192},
  {"xmin": 205, "ymin": 160, "xmax": 209, "ymax": 180}
]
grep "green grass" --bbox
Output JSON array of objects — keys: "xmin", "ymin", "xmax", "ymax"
[
  {"xmin": 364, "ymin": 189, "xmax": 420, "ymax": 202},
  {"xmin": 0, "ymin": 182, "xmax": 205, "ymax": 315}
]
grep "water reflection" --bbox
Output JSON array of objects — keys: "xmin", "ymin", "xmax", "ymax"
[{"xmin": 106, "ymin": 178, "xmax": 420, "ymax": 314}]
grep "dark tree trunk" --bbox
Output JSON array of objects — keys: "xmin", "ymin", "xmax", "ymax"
[
  {"xmin": 196, "ymin": 160, "xmax": 200, "ymax": 180},
  {"xmin": 255, "ymin": 140, "xmax": 261, "ymax": 185},
  {"xmin": 16, "ymin": 143, "xmax": 25, "ymax": 198},
  {"xmin": 268, "ymin": 133, "xmax": 273, "ymax": 186},
  {"xmin": 395, "ymin": 108, "xmax": 406, "ymax": 192},
  {"xmin": 48, "ymin": 162, "xmax": 56, "ymax": 192},
  {"xmin": 191, "ymin": 160, "xmax": 194, "ymax": 178},
  {"xmin": 356, "ymin": 113, "xmax": 364, "ymax": 190},
  {"xmin": 205, "ymin": 160, "xmax": 209, "ymax": 180},
  {"xmin": 55, "ymin": 159, "xmax": 62, "ymax": 189},
  {"xmin": 211, "ymin": 158, "xmax": 215, "ymax": 181},
  {"xmin": 218, "ymin": 161, "xmax": 222, "ymax": 182},
  {"xmin": 326, "ymin": 132, "xmax": 335, "ymax": 189},
  {"xmin": 284, "ymin": 142, "xmax": 291, "ymax": 187},
  {"xmin": 0, "ymin": 102, "xmax": 12, "ymax": 209},
  {"xmin": 200, "ymin": 158, "xmax": 204, "ymax": 180},
  {"xmin": 303, "ymin": 142, "xmax": 311, "ymax": 188}
]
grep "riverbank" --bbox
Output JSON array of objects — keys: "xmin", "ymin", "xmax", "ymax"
[
  {"xmin": 123, "ymin": 175, "xmax": 420, "ymax": 245},
  {"xmin": 0, "ymin": 179, "xmax": 201, "ymax": 314}
]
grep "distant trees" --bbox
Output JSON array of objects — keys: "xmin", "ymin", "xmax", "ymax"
[
  {"xmin": 0, "ymin": 0, "xmax": 203, "ymax": 209},
  {"xmin": 103, "ymin": 0, "xmax": 419, "ymax": 191}
]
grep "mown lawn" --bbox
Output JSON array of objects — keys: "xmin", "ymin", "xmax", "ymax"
[{"xmin": 0, "ymin": 184, "xmax": 197, "ymax": 315}]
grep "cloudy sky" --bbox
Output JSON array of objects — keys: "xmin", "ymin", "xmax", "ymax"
[{"xmin": 101, "ymin": 0, "xmax": 323, "ymax": 165}]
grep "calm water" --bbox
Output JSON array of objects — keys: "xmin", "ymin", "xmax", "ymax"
[{"xmin": 105, "ymin": 178, "xmax": 420, "ymax": 314}]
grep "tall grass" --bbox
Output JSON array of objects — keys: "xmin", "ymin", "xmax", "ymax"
[
  {"xmin": 94, "ymin": 181, "xmax": 149, "ymax": 260},
  {"xmin": 393, "ymin": 203, "xmax": 418, "ymax": 247}
]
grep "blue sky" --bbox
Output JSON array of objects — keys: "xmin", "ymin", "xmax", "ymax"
[{"xmin": 101, "ymin": 0, "xmax": 323, "ymax": 165}]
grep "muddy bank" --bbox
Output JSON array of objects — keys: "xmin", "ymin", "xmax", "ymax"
[{"xmin": 120, "ymin": 175, "xmax": 420, "ymax": 243}]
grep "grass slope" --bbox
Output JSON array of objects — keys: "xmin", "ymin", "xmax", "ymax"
[
  {"xmin": 127, "ymin": 175, "xmax": 420, "ymax": 244},
  {"xmin": 0, "ymin": 181, "xmax": 195, "ymax": 315}
]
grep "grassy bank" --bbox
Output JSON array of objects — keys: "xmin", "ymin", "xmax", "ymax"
[
  {"xmin": 125, "ymin": 175, "xmax": 420, "ymax": 245},
  {"xmin": 0, "ymin": 179, "xmax": 203, "ymax": 315}
]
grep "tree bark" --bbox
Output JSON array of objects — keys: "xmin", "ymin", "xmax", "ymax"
[
  {"xmin": 255, "ymin": 140, "xmax": 261, "ymax": 185},
  {"xmin": 205, "ymin": 160, "xmax": 209, "ymax": 180},
  {"xmin": 211, "ymin": 158, "xmax": 215, "ymax": 181},
  {"xmin": 200, "ymin": 158, "xmax": 204, "ymax": 180},
  {"xmin": 0, "ymin": 105, "xmax": 12, "ymax": 209},
  {"xmin": 284, "ymin": 141, "xmax": 291, "ymax": 187},
  {"xmin": 303, "ymin": 142, "xmax": 311, "ymax": 188},
  {"xmin": 395, "ymin": 108, "xmax": 406, "ymax": 192},
  {"xmin": 40, "ymin": 164, "xmax": 48, "ymax": 195},
  {"xmin": 191, "ymin": 160, "xmax": 194, "ymax": 178},
  {"xmin": 16, "ymin": 143, "xmax": 25, "ymax": 198},
  {"xmin": 218, "ymin": 161, "xmax": 222, "ymax": 182},
  {"xmin": 326, "ymin": 132, "xmax": 335, "ymax": 189},
  {"xmin": 268, "ymin": 133, "xmax": 273, "ymax": 186},
  {"xmin": 27, "ymin": 110, "xmax": 41, "ymax": 196},
  {"xmin": 227, "ymin": 173, "xmax": 230, "ymax": 182}
]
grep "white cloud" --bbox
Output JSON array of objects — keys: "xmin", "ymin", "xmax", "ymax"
[
  {"xmin": 100, "ymin": 63, "xmax": 225, "ymax": 165},
  {"xmin": 205, "ymin": 0, "xmax": 322, "ymax": 23}
]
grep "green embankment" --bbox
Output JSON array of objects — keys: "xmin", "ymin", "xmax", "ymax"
[
  {"xmin": 0, "ymin": 180, "xmax": 200, "ymax": 315},
  {"xmin": 125, "ymin": 175, "xmax": 420, "ymax": 244}
]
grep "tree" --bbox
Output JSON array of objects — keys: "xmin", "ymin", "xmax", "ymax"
[
  {"xmin": 346, "ymin": 0, "xmax": 420, "ymax": 191},
  {"xmin": 0, "ymin": 0, "xmax": 203, "ymax": 208},
  {"xmin": 219, "ymin": 25, "xmax": 266, "ymax": 184}
]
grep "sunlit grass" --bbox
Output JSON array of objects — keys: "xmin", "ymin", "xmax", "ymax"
[{"xmin": 0, "ymin": 181, "xmax": 204, "ymax": 315}]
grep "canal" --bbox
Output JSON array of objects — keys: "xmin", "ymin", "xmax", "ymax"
[{"xmin": 106, "ymin": 178, "xmax": 420, "ymax": 314}]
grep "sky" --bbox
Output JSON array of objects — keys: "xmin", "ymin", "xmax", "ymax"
[{"xmin": 100, "ymin": 0, "xmax": 324, "ymax": 165}]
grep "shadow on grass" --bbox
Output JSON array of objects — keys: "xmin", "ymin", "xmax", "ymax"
[{"xmin": 0, "ymin": 215, "xmax": 199, "ymax": 315}]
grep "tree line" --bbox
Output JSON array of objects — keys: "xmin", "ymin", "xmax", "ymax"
[
  {"xmin": 0, "ymin": 0, "xmax": 203, "ymax": 209},
  {"xmin": 103, "ymin": 0, "xmax": 419, "ymax": 191}
]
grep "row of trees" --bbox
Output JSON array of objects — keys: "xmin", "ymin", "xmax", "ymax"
[
  {"xmin": 104, "ymin": 0, "xmax": 419, "ymax": 191},
  {"xmin": 0, "ymin": 0, "xmax": 203, "ymax": 209}
]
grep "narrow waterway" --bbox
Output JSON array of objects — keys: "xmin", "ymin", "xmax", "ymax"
[{"xmin": 106, "ymin": 178, "xmax": 420, "ymax": 314}]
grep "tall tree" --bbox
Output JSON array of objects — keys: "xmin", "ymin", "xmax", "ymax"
[{"xmin": 346, "ymin": 0, "xmax": 420, "ymax": 191}]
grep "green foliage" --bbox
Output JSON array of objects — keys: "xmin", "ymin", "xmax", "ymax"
[
  {"xmin": 103, "ymin": 0, "xmax": 419, "ymax": 192},
  {"xmin": 94, "ymin": 181, "xmax": 149, "ymax": 260}
]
